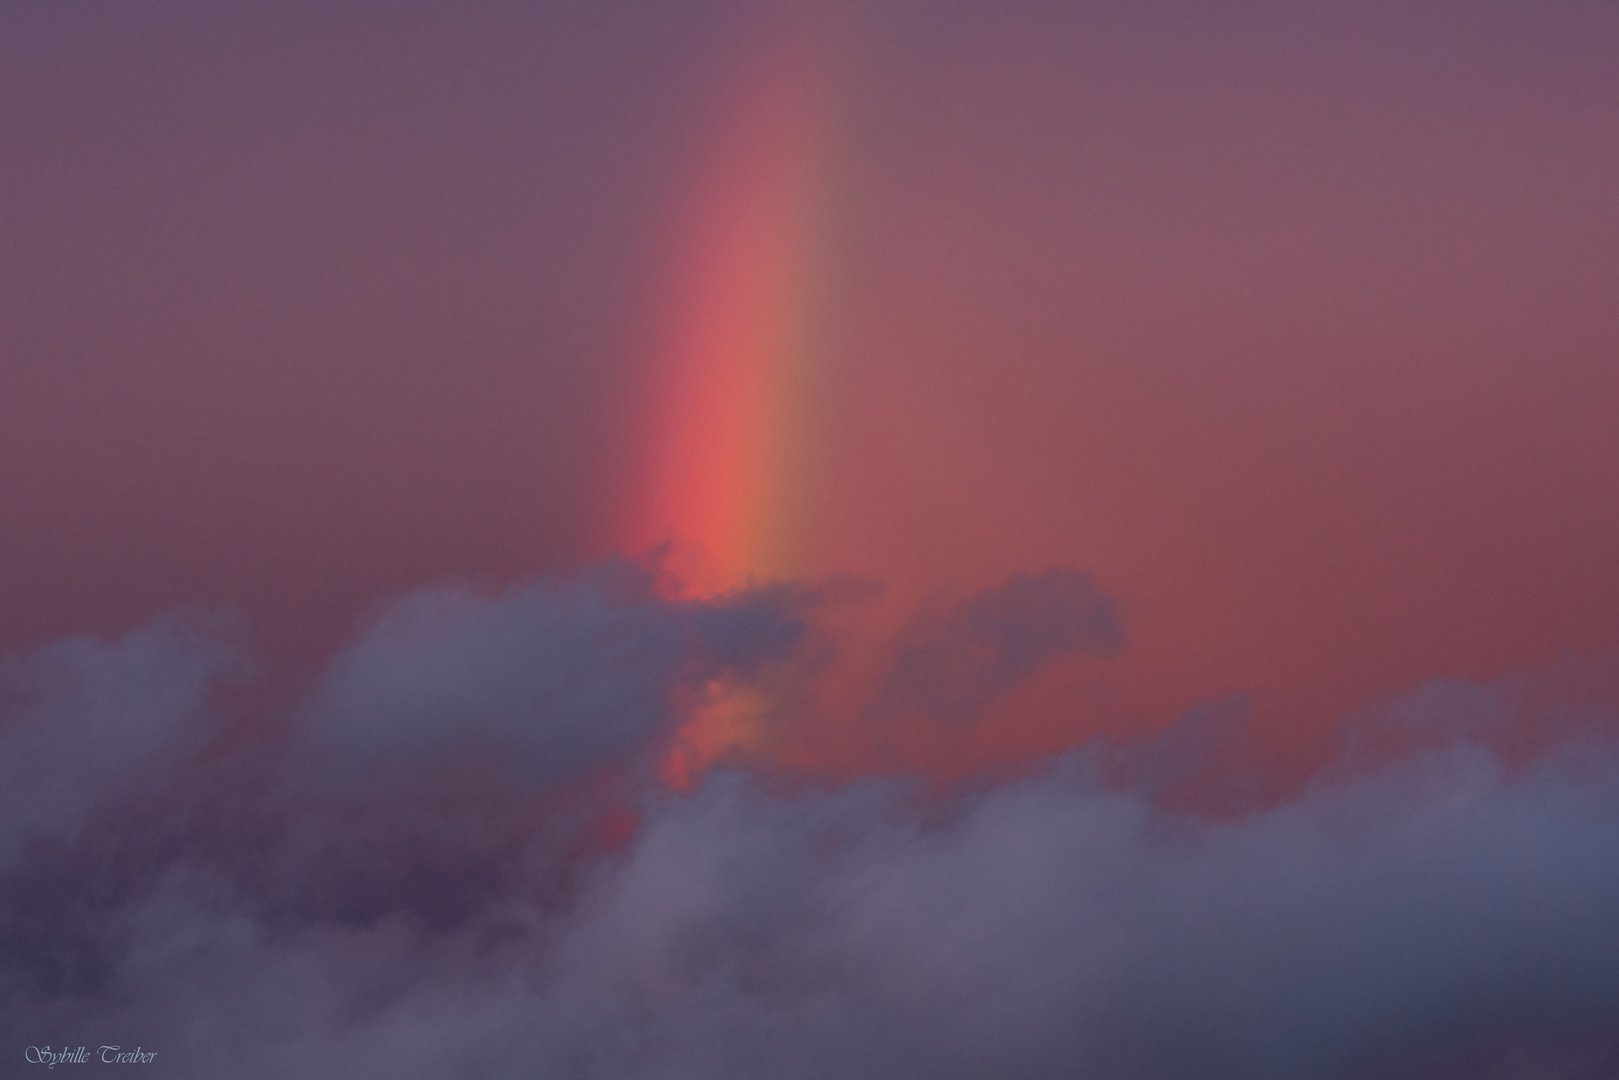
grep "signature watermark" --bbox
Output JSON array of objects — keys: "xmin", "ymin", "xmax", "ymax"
[{"xmin": 24, "ymin": 1045, "xmax": 156, "ymax": 1067}]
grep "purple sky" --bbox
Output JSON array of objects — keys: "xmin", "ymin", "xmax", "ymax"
[
  {"xmin": 4, "ymin": 4, "xmax": 1619, "ymax": 1075},
  {"xmin": 5, "ymin": 1, "xmax": 1617, "ymax": 754}
]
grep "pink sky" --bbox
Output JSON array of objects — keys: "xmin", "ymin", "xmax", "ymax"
[
  {"xmin": 8, "ymin": 6, "xmax": 1619, "ymax": 1074},
  {"xmin": 3, "ymin": 0, "xmax": 1617, "ymax": 767}
]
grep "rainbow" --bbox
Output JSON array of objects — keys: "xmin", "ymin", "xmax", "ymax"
[{"xmin": 621, "ymin": 20, "xmax": 843, "ymax": 591}]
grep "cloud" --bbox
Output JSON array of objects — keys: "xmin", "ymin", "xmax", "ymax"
[
  {"xmin": 873, "ymin": 568, "xmax": 1122, "ymax": 726},
  {"xmin": 0, "ymin": 610, "xmax": 251, "ymax": 863},
  {"xmin": 3, "ymin": 562, "xmax": 1618, "ymax": 1078},
  {"xmin": 290, "ymin": 558, "xmax": 806, "ymax": 795}
]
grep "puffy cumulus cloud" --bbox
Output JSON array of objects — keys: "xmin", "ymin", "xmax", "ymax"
[
  {"xmin": 290, "ymin": 559, "xmax": 807, "ymax": 795},
  {"xmin": 4, "ymin": 561, "xmax": 1619, "ymax": 1079},
  {"xmin": 0, "ymin": 610, "xmax": 252, "ymax": 864}
]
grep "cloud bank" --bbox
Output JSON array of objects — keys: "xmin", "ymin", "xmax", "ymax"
[{"xmin": 3, "ymin": 560, "xmax": 1618, "ymax": 1079}]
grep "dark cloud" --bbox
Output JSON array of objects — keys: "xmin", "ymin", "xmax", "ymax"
[
  {"xmin": 290, "ymin": 558, "xmax": 806, "ymax": 796},
  {"xmin": 3, "ymin": 564, "xmax": 1619, "ymax": 1078},
  {"xmin": 0, "ymin": 610, "xmax": 251, "ymax": 863},
  {"xmin": 873, "ymin": 568, "xmax": 1122, "ymax": 726}
]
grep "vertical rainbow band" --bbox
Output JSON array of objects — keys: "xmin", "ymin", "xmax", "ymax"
[{"xmin": 624, "ymin": 22, "xmax": 840, "ymax": 590}]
